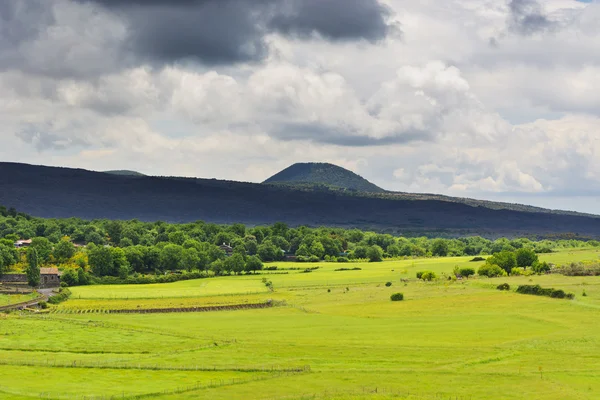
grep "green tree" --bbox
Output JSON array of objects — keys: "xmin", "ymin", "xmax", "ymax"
[
  {"xmin": 488, "ymin": 251, "xmax": 517, "ymax": 274},
  {"xmin": 25, "ymin": 247, "xmax": 41, "ymax": 287},
  {"xmin": 31, "ymin": 237, "xmax": 52, "ymax": 263},
  {"xmin": 53, "ymin": 238, "xmax": 76, "ymax": 262},
  {"xmin": 160, "ymin": 244, "xmax": 183, "ymax": 271},
  {"xmin": 515, "ymin": 248, "xmax": 538, "ymax": 268},
  {"xmin": 257, "ymin": 241, "xmax": 280, "ymax": 262},
  {"xmin": 367, "ymin": 245, "xmax": 384, "ymax": 262},
  {"xmin": 244, "ymin": 255, "xmax": 263, "ymax": 274},
  {"xmin": 431, "ymin": 239, "xmax": 449, "ymax": 257},
  {"xmin": 226, "ymin": 253, "xmax": 245, "ymax": 275},
  {"xmin": 210, "ymin": 259, "xmax": 225, "ymax": 276},
  {"xmin": 88, "ymin": 246, "xmax": 114, "ymax": 277},
  {"xmin": 181, "ymin": 248, "xmax": 201, "ymax": 271},
  {"xmin": 61, "ymin": 269, "xmax": 79, "ymax": 286},
  {"xmin": 124, "ymin": 246, "xmax": 145, "ymax": 273},
  {"xmin": 310, "ymin": 241, "xmax": 325, "ymax": 259}
]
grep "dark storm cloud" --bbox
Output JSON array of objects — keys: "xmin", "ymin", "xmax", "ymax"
[
  {"xmin": 274, "ymin": 123, "xmax": 433, "ymax": 147},
  {"xmin": 268, "ymin": 0, "xmax": 393, "ymax": 42},
  {"xmin": 75, "ymin": 0, "xmax": 395, "ymax": 65},
  {"xmin": 508, "ymin": 0, "xmax": 556, "ymax": 35}
]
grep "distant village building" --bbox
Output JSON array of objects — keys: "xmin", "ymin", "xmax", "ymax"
[
  {"xmin": 1, "ymin": 268, "xmax": 62, "ymax": 289},
  {"xmin": 40, "ymin": 268, "xmax": 61, "ymax": 288},
  {"xmin": 14, "ymin": 239, "xmax": 32, "ymax": 248},
  {"xmin": 220, "ymin": 243, "xmax": 234, "ymax": 257}
]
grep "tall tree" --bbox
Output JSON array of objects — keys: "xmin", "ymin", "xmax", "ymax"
[{"xmin": 26, "ymin": 247, "xmax": 41, "ymax": 287}]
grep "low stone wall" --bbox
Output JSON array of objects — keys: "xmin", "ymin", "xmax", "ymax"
[{"xmin": 0, "ymin": 274, "xmax": 27, "ymax": 284}]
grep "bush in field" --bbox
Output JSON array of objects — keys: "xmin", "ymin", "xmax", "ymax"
[
  {"xmin": 486, "ymin": 251, "xmax": 517, "ymax": 274},
  {"xmin": 38, "ymin": 301, "xmax": 48, "ymax": 309},
  {"xmin": 510, "ymin": 267, "xmax": 523, "ymax": 276},
  {"xmin": 497, "ymin": 283, "xmax": 510, "ymax": 291},
  {"xmin": 337, "ymin": 257, "xmax": 349, "ymax": 263},
  {"xmin": 531, "ymin": 261, "xmax": 551, "ymax": 275},
  {"xmin": 390, "ymin": 293, "xmax": 404, "ymax": 301},
  {"xmin": 367, "ymin": 245, "xmax": 384, "ymax": 262},
  {"xmin": 470, "ymin": 257, "xmax": 486, "ymax": 262},
  {"xmin": 416, "ymin": 271, "xmax": 424, "ymax": 279},
  {"xmin": 47, "ymin": 288, "xmax": 72, "ymax": 305},
  {"xmin": 516, "ymin": 284, "xmax": 574, "ymax": 300},
  {"xmin": 385, "ymin": 282, "xmax": 392, "ymax": 287},
  {"xmin": 458, "ymin": 267, "xmax": 475, "ymax": 279},
  {"xmin": 515, "ymin": 248, "xmax": 538, "ymax": 268},
  {"xmin": 420, "ymin": 271, "xmax": 436, "ymax": 281},
  {"xmin": 478, "ymin": 264, "xmax": 505, "ymax": 278}
]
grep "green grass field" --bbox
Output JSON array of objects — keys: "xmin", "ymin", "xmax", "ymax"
[
  {"xmin": 0, "ymin": 293, "xmax": 37, "ymax": 307},
  {"xmin": 2, "ymin": 249, "xmax": 600, "ymax": 399}
]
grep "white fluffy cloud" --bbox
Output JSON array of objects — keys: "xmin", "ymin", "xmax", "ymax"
[{"xmin": 1, "ymin": 0, "xmax": 600, "ymax": 212}]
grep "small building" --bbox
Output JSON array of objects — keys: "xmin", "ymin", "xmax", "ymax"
[
  {"xmin": 14, "ymin": 239, "xmax": 32, "ymax": 248},
  {"xmin": 40, "ymin": 267, "xmax": 61, "ymax": 288},
  {"xmin": 219, "ymin": 243, "xmax": 234, "ymax": 257}
]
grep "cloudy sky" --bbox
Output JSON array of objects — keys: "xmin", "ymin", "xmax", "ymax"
[{"xmin": 1, "ymin": 0, "xmax": 600, "ymax": 213}]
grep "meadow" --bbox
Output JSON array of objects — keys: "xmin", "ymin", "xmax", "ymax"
[{"xmin": 2, "ymin": 248, "xmax": 600, "ymax": 399}]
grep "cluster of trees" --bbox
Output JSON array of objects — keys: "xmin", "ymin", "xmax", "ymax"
[
  {"xmin": 477, "ymin": 248, "xmax": 550, "ymax": 277},
  {"xmin": 1, "ymin": 206, "xmax": 598, "ymax": 284}
]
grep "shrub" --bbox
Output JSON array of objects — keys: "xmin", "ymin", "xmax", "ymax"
[
  {"xmin": 385, "ymin": 282, "xmax": 392, "ymax": 287},
  {"xmin": 421, "ymin": 271, "xmax": 436, "ymax": 281},
  {"xmin": 47, "ymin": 288, "xmax": 72, "ymax": 305},
  {"xmin": 38, "ymin": 301, "xmax": 48, "ymax": 309},
  {"xmin": 531, "ymin": 261, "xmax": 551, "ymax": 275},
  {"xmin": 516, "ymin": 284, "xmax": 574, "ymax": 300},
  {"xmin": 510, "ymin": 267, "xmax": 523, "ymax": 276},
  {"xmin": 458, "ymin": 267, "xmax": 475, "ymax": 278},
  {"xmin": 390, "ymin": 293, "xmax": 404, "ymax": 301},
  {"xmin": 497, "ymin": 283, "xmax": 510, "ymax": 291},
  {"xmin": 308, "ymin": 255, "xmax": 320, "ymax": 263},
  {"xmin": 265, "ymin": 266, "xmax": 278, "ymax": 271},
  {"xmin": 337, "ymin": 257, "xmax": 349, "ymax": 263},
  {"xmin": 327, "ymin": 288, "xmax": 331, "ymax": 293},
  {"xmin": 416, "ymin": 271, "xmax": 424, "ymax": 279},
  {"xmin": 478, "ymin": 264, "xmax": 505, "ymax": 278},
  {"xmin": 470, "ymin": 257, "xmax": 486, "ymax": 262}
]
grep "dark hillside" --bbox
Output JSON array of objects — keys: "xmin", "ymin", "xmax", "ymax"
[
  {"xmin": 0, "ymin": 162, "xmax": 599, "ymax": 237},
  {"xmin": 264, "ymin": 162, "xmax": 385, "ymax": 193}
]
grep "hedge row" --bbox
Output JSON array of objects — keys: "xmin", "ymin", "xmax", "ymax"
[{"xmin": 516, "ymin": 284, "xmax": 574, "ymax": 299}]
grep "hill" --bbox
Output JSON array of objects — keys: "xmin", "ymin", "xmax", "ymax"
[
  {"xmin": 263, "ymin": 162, "xmax": 385, "ymax": 193},
  {"xmin": 103, "ymin": 170, "xmax": 146, "ymax": 177},
  {"xmin": 0, "ymin": 162, "xmax": 599, "ymax": 237}
]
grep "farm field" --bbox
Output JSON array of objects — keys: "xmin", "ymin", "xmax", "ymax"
[
  {"xmin": 0, "ymin": 293, "xmax": 37, "ymax": 307},
  {"xmin": 2, "ymin": 249, "xmax": 600, "ymax": 399}
]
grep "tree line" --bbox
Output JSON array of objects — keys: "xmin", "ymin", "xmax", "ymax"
[{"xmin": 1, "ymin": 205, "xmax": 598, "ymax": 285}]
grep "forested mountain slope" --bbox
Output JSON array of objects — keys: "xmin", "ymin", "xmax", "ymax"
[{"xmin": 0, "ymin": 162, "xmax": 599, "ymax": 237}]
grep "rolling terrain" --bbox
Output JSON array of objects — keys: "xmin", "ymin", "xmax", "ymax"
[{"xmin": 0, "ymin": 162, "xmax": 599, "ymax": 237}]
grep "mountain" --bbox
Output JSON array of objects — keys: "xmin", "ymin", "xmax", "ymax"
[
  {"xmin": 104, "ymin": 170, "xmax": 146, "ymax": 177},
  {"xmin": 263, "ymin": 162, "xmax": 385, "ymax": 193},
  {"xmin": 0, "ymin": 161, "xmax": 599, "ymax": 238}
]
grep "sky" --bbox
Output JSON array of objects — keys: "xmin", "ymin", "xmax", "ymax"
[{"xmin": 1, "ymin": 0, "xmax": 600, "ymax": 213}]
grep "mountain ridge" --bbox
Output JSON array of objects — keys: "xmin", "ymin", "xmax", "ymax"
[{"xmin": 0, "ymin": 161, "xmax": 599, "ymax": 237}]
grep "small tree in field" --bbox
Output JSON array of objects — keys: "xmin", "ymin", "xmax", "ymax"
[
  {"xmin": 390, "ymin": 293, "xmax": 404, "ymax": 301},
  {"xmin": 515, "ymin": 248, "xmax": 538, "ymax": 269},
  {"xmin": 26, "ymin": 247, "xmax": 41, "ymax": 287},
  {"xmin": 244, "ymin": 255, "xmax": 263, "ymax": 274},
  {"xmin": 459, "ymin": 267, "xmax": 475, "ymax": 279}
]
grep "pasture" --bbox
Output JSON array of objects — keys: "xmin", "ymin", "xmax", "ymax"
[{"xmin": 2, "ymin": 249, "xmax": 600, "ymax": 399}]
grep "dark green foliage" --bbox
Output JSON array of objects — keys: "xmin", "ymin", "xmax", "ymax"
[
  {"xmin": 25, "ymin": 247, "xmax": 40, "ymax": 287},
  {"xmin": 487, "ymin": 251, "xmax": 517, "ymax": 274},
  {"xmin": 245, "ymin": 255, "xmax": 264, "ymax": 274},
  {"xmin": 470, "ymin": 257, "xmax": 486, "ymax": 262},
  {"xmin": 38, "ymin": 301, "xmax": 48, "ymax": 309},
  {"xmin": 496, "ymin": 283, "xmax": 510, "ymax": 291},
  {"xmin": 416, "ymin": 271, "xmax": 424, "ymax": 279},
  {"xmin": 47, "ymin": 288, "xmax": 72, "ymax": 304},
  {"xmin": 334, "ymin": 267, "xmax": 362, "ymax": 271},
  {"xmin": 431, "ymin": 239, "xmax": 449, "ymax": 257},
  {"xmin": 337, "ymin": 257, "xmax": 349, "ymax": 263},
  {"xmin": 385, "ymin": 282, "xmax": 392, "ymax": 287},
  {"xmin": 390, "ymin": 293, "xmax": 404, "ymax": 301},
  {"xmin": 30, "ymin": 237, "xmax": 52, "ymax": 263},
  {"xmin": 458, "ymin": 267, "xmax": 475, "ymax": 278},
  {"xmin": 531, "ymin": 261, "xmax": 551, "ymax": 274},
  {"xmin": 60, "ymin": 269, "xmax": 78, "ymax": 287},
  {"xmin": 515, "ymin": 248, "xmax": 539, "ymax": 268},
  {"xmin": 516, "ymin": 285, "xmax": 574, "ymax": 300},
  {"xmin": 478, "ymin": 264, "xmax": 505, "ymax": 277},
  {"xmin": 53, "ymin": 238, "xmax": 75, "ymax": 262},
  {"xmin": 367, "ymin": 245, "xmax": 384, "ymax": 262},
  {"xmin": 420, "ymin": 271, "xmax": 436, "ymax": 281}
]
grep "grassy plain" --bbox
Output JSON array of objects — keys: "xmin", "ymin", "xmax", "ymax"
[
  {"xmin": 2, "ymin": 248, "xmax": 600, "ymax": 399},
  {"xmin": 0, "ymin": 293, "xmax": 37, "ymax": 307}
]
